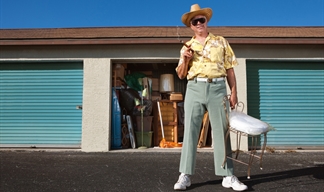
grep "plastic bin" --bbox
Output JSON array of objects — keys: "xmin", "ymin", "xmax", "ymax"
[
  {"xmin": 136, "ymin": 116, "xmax": 153, "ymax": 131},
  {"xmin": 135, "ymin": 131, "xmax": 153, "ymax": 148}
]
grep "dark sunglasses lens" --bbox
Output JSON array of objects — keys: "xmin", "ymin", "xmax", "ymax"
[{"xmin": 192, "ymin": 18, "xmax": 206, "ymax": 26}]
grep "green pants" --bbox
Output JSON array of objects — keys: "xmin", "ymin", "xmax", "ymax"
[{"xmin": 179, "ymin": 79, "xmax": 234, "ymax": 176}]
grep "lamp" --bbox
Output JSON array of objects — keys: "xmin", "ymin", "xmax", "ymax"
[{"xmin": 160, "ymin": 74, "xmax": 174, "ymax": 93}]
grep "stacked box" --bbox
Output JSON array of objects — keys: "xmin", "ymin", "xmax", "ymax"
[
  {"xmin": 152, "ymin": 78, "xmax": 159, "ymax": 91},
  {"xmin": 170, "ymin": 93, "xmax": 183, "ymax": 101}
]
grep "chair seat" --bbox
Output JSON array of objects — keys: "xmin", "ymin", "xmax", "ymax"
[
  {"xmin": 229, "ymin": 111, "xmax": 272, "ymax": 136},
  {"xmin": 222, "ymin": 98, "xmax": 272, "ymax": 179}
]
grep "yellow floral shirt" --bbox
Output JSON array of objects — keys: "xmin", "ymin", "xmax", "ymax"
[{"xmin": 176, "ymin": 33, "xmax": 238, "ymax": 80}]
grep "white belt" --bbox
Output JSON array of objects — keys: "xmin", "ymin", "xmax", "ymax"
[{"xmin": 195, "ymin": 77, "xmax": 225, "ymax": 83}]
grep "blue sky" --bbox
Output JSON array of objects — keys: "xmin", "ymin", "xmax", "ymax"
[{"xmin": 0, "ymin": 0, "xmax": 323, "ymax": 29}]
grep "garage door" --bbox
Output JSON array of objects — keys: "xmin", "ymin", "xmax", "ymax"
[
  {"xmin": 247, "ymin": 60, "xmax": 324, "ymax": 148},
  {"xmin": 0, "ymin": 62, "xmax": 83, "ymax": 148}
]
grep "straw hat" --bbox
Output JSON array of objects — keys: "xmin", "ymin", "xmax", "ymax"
[{"xmin": 181, "ymin": 4, "xmax": 213, "ymax": 27}]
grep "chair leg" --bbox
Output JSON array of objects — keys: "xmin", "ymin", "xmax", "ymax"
[
  {"xmin": 235, "ymin": 131, "xmax": 242, "ymax": 159},
  {"xmin": 247, "ymin": 136, "xmax": 258, "ymax": 179},
  {"xmin": 259, "ymin": 133, "xmax": 267, "ymax": 170}
]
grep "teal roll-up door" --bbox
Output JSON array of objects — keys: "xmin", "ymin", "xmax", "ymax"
[
  {"xmin": 0, "ymin": 62, "xmax": 83, "ymax": 148},
  {"xmin": 247, "ymin": 60, "xmax": 324, "ymax": 148}
]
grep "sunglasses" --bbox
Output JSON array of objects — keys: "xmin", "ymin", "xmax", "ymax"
[{"xmin": 191, "ymin": 17, "xmax": 206, "ymax": 26}]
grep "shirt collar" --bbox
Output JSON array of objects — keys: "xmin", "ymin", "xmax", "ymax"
[{"xmin": 191, "ymin": 32, "xmax": 213, "ymax": 44}]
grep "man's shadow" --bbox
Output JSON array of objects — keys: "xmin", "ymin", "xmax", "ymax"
[{"xmin": 188, "ymin": 165, "xmax": 324, "ymax": 191}]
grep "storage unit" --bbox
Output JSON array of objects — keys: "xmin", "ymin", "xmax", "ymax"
[
  {"xmin": 246, "ymin": 60, "xmax": 324, "ymax": 148},
  {"xmin": 118, "ymin": 65, "xmax": 185, "ymax": 147},
  {"xmin": 0, "ymin": 62, "xmax": 83, "ymax": 148}
]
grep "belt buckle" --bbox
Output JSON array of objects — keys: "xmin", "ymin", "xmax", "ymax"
[{"xmin": 207, "ymin": 78, "xmax": 212, "ymax": 83}]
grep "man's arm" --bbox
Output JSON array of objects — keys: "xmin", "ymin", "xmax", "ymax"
[
  {"xmin": 226, "ymin": 68, "xmax": 238, "ymax": 109},
  {"xmin": 176, "ymin": 47, "xmax": 193, "ymax": 79},
  {"xmin": 176, "ymin": 59, "xmax": 189, "ymax": 79}
]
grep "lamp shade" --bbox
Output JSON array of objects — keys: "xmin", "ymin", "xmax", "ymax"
[{"xmin": 159, "ymin": 74, "xmax": 174, "ymax": 93}]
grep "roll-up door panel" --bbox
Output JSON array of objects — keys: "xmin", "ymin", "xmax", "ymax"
[
  {"xmin": 247, "ymin": 60, "xmax": 324, "ymax": 147},
  {"xmin": 0, "ymin": 62, "xmax": 83, "ymax": 148}
]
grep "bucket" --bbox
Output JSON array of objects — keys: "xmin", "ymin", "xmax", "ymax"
[{"xmin": 135, "ymin": 131, "xmax": 153, "ymax": 148}]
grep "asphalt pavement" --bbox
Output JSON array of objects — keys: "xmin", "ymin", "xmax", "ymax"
[{"xmin": 0, "ymin": 148, "xmax": 323, "ymax": 192}]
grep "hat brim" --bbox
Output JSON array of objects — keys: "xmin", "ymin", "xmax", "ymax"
[{"xmin": 181, "ymin": 8, "xmax": 213, "ymax": 27}]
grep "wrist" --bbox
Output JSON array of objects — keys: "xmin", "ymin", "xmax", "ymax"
[{"xmin": 231, "ymin": 90, "xmax": 237, "ymax": 95}]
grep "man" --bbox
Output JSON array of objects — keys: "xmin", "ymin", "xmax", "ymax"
[{"xmin": 174, "ymin": 4, "xmax": 248, "ymax": 191}]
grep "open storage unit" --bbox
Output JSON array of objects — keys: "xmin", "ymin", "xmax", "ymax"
[{"xmin": 110, "ymin": 62, "xmax": 187, "ymax": 149}]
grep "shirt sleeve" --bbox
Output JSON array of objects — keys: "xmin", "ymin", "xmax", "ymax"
[{"xmin": 223, "ymin": 39, "xmax": 238, "ymax": 69}]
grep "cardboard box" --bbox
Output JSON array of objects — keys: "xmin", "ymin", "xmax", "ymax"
[
  {"xmin": 152, "ymin": 78, "xmax": 159, "ymax": 91},
  {"xmin": 170, "ymin": 93, "xmax": 183, "ymax": 101}
]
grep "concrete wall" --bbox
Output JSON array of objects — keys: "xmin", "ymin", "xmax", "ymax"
[{"xmin": 81, "ymin": 59, "xmax": 112, "ymax": 152}]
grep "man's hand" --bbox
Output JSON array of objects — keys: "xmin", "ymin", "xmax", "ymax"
[
  {"xmin": 229, "ymin": 92, "xmax": 238, "ymax": 109},
  {"xmin": 183, "ymin": 46, "xmax": 193, "ymax": 59},
  {"xmin": 176, "ymin": 46, "xmax": 193, "ymax": 79}
]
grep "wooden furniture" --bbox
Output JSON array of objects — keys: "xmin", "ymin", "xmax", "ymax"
[
  {"xmin": 197, "ymin": 112, "xmax": 210, "ymax": 148},
  {"xmin": 153, "ymin": 100, "xmax": 181, "ymax": 146}
]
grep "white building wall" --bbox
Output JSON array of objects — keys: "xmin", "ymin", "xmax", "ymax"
[
  {"xmin": 229, "ymin": 58, "xmax": 248, "ymax": 151},
  {"xmin": 81, "ymin": 59, "xmax": 112, "ymax": 152}
]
